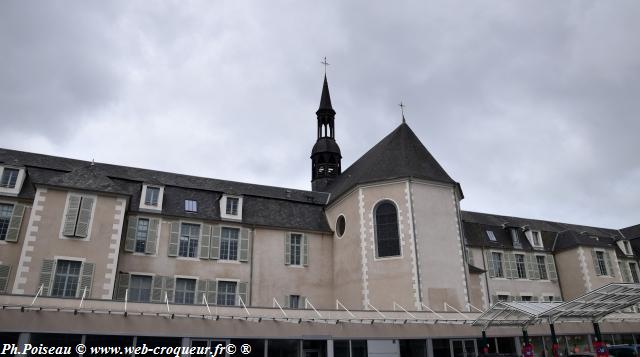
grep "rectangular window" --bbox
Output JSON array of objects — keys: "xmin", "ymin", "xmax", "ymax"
[
  {"xmin": 0, "ymin": 203, "xmax": 13, "ymax": 241},
  {"xmin": 217, "ymin": 281, "xmax": 237, "ymax": 306},
  {"xmin": 0, "ymin": 168, "xmax": 19, "ymax": 188},
  {"xmin": 174, "ymin": 278, "xmax": 196, "ymax": 304},
  {"xmin": 226, "ymin": 197, "xmax": 239, "ymax": 215},
  {"xmin": 129, "ymin": 275, "xmax": 152, "ymax": 302},
  {"xmin": 536, "ymin": 255, "xmax": 548, "ymax": 280},
  {"xmin": 179, "ymin": 223, "xmax": 200, "ymax": 258},
  {"xmin": 134, "ymin": 218, "xmax": 149, "ymax": 253},
  {"xmin": 145, "ymin": 187, "xmax": 160, "ymax": 206},
  {"xmin": 521, "ymin": 295, "xmax": 532, "ymax": 302},
  {"xmin": 185, "ymin": 200, "xmax": 197, "ymax": 213},
  {"xmin": 596, "ymin": 251, "xmax": 608, "ymax": 275},
  {"xmin": 630, "ymin": 262, "xmax": 640, "ymax": 283},
  {"xmin": 290, "ymin": 233, "xmax": 302, "ymax": 265},
  {"xmin": 62, "ymin": 195, "xmax": 94, "ymax": 238},
  {"xmin": 491, "ymin": 252, "xmax": 504, "ymax": 278},
  {"xmin": 220, "ymin": 227, "xmax": 239, "ymax": 260},
  {"xmin": 486, "ymin": 230, "xmax": 497, "ymax": 241},
  {"xmin": 497, "ymin": 294, "xmax": 509, "ymax": 302},
  {"xmin": 289, "ymin": 295, "xmax": 300, "ymax": 309},
  {"xmin": 532, "ymin": 231, "xmax": 542, "ymax": 247},
  {"xmin": 510, "ymin": 228, "xmax": 522, "ymax": 248},
  {"xmin": 51, "ymin": 260, "xmax": 82, "ymax": 297},
  {"xmin": 624, "ymin": 241, "xmax": 633, "ymax": 255},
  {"xmin": 515, "ymin": 254, "xmax": 526, "ymax": 279}
]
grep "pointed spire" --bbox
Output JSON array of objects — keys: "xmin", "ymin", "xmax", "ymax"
[{"xmin": 318, "ymin": 74, "xmax": 335, "ymax": 113}]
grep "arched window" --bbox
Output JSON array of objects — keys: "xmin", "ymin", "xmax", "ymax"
[{"xmin": 375, "ymin": 201, "xmax": 400, "ymax": 257}]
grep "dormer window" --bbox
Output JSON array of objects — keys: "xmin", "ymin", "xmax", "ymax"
[
  {"xmin": 0, "ymin": 168, "xmax": 19, "ymax": 188},
  {"xmin": 619, "ymin": 240, "xmax": 633, "ymax": 256},
  {"xmin": 220, "ymin": 195, "xmax": 242, "ymax": 220},
  {"xmin": 0, "ymin": 166, "xmax": 26, "ymax": 196},
  {"xmin": 185, "ymin": 199, "xmax": 198, "ymax": 213},
  {"xmin": 139, "ymin": 184, "xmax": 164, "ymax": 211},
  {"xmin": 510, "ymin": 228, "xmax": 522, "ymax": 249},
  {"xmin": 486, "ymin": 230, "xmax": 497, "ymax": 242},
  {"xmin": 525, "ymin": 230, "xmax": 544, "ymax": 248}
]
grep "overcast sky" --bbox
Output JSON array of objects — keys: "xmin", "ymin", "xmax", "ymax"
[{"xmin": 1, "ymin": 1, "xmax": 638, "ymax": 229}]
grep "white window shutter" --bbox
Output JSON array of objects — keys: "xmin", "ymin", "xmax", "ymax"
[
  {"xmin": 547, "ymin": 255, "xmax": 558, "ymax": 280},
  {"xmin": 145, "ymin": 218, "xmax": 160, "ymax": 254},
  {"xmin": 168, "ymin": 222, "xmax": 179, "ymax": 257},
  {"xmin": 124, "ymin": 216, "xmax": 137, "ymax": 252},
  {"xmin": 237, "ymin": 281, "xmax": 248, "ymax": 306},
  {"xmin": 206, "ymin": 280, "xmax": 217, "ymax": 306},
  {"xmin": 164, "ymin": 276, "xmax": 175, "ymax": 303},
  {"xmin": 151, "ymin": 276, "xmax": 163, "ymax": 302},
  {"xmin": 239, "ymin": 228, "xmax": 250, "ymax": 262},
  {"xmin": 63, "ymin": 196, "xmax": 81, "ymax": 236},
  {"xmin": 210, "ymin": 225, "xmax": 221, "ymax": 259},
  {"xmin": 6, "ymin": 204, "xmax": 25, "ymax": 242},
  {"xmin": 39, "ymin": 259, "xmax": 56, "ymax": 296},
  {"xmin": 284, "ymin": 233, "xmax": 291, "ymax": 265},
  {"xmin": 196, "ymin": 279, "xmax": 207, "ymax": 304},
  {"xmin": 77, "ymin": 262, "xmax": 95, "ymax": 298},
  {"xmin": 302, "ymin": 234, "xmax": 309, "ymax": 266},
  {"xmin": 199, "ymin": 224, "xmax": 212, "ymax": 259},
  {"xmin": 75, "ymin": 196, "xmax": 94, "ymax": 238}
]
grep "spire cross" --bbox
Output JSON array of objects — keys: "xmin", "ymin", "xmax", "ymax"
[
  {"xmin": 399, "ymin": 101, "xmax": 406, "ymax": 123},
  {"xmin": 321, "ymin": 57, "xmax": 330, "ymax": 75}
]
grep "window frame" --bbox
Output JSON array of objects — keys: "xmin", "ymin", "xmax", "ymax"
[
  {"xmin": 491, "ymin": 251, "xmax": 504, "ymax": 278},
  {"xmin": 220, "ymin": 227, "xmax": 240, "ymax": 261},
  {"xmin": 128, "ymin": 274, "xmax": 153, "ymax": 303},
  {"xmin": 515, "ymin": 253, "xmax": 527, "ymax": 279},
  {"xmin": 134, "ymin": 218, "xmax": 150, "ymax": 253},
  {"xmin": 629, "ymin": 262, "xmax": 640, "ymax": 283},
  {"xmin": 486, "ymin": 230, "xmax": 497, "ymax": 242},
  {"xmin": 289, "ymin": 233, "xmax": 303, "ymax": 266},
  {"xmin": 0, "ymin": 202, "xmax": 14, "ymax": 241},
  {"xmin": 59, "ymin": 192, "xmax": 96, "ymax": 241},
  {"xmin": 0, "ymin": 166, "xmax": 25, "ymax": 196},
  {"xmin": 184, "ymin": 199, "xmax": 198, "ymax": 213},
  {"xmin": 530, "ymin": 230, "xmax": 543, "ymax": 248},
  {"xmin": 216, "ymin": 280, "xmax": 238, "ymax": 306},
  {"xmin": 595, "ymin": 250, "xmax": 608, "ymax": 276},
  {"xmin": 220, "ymin": 195, "xmax": 243, "ymax": 220},
  {"xmin": 51, "ymin": 259, "xmax": 83, "ymax": 298},
  {"xmin": 174, "ymin": 277, "xmax": 197, "ymax": 305},
  {"xmin": 373, "ymin": 200, "xmax": 402, "ymax": 259},
  {"xmin": 178, "ymin": 222, "xmax": 201, "ymax": 258},
  {"xmin": 535, "ymin": 255, "xmax": 548, "ymax": 280},
  {"xmin": 139, "ymin": 184, "xmax": 164, "ymax": 211}
]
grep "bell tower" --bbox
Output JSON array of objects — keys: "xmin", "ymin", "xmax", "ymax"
[{"xmin": 311, "ymin": 74, "xmax": 342, "ymax": 191}]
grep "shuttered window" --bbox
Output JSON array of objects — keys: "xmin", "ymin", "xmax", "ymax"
[
  {"xmin": 290, "ymin": 234, "xmax": 302, "ymax": 265},
  {"xmin": 536, "ymin": 256, "xmax": 548, "ymax": 280},
  {"xmin": 179, "ymin": 223, "xmax": 200, "ymax": 258},
  {"xmin": 217, "ymin": 281, "xmax": 237, "ymax": 306},
  {"xmin": 0, "ymin": 204, "xmax": 12, "ymax": 240},
  {"xmin": 51, "ymin": 260, "xmax": 81, "ymax": 297},
  {"xmin": 129, "ymin": 275, "xmax": 152, "ymax": 302},
  {"xmin": 174, "ymin": 278, "xmax": 196, "ymax": 304},
  {"xmin": 220, "ymin": 227, "xmax": 239, "ymax": 260},
  {"xmin": 374, "ymin": 201, "xmax": 400, "ymax": 258},
  {"xmin": 135, "ymin": 219, "xmax": 149, "ymax": 253},
  {"xmin": 62, "ymin": 195, "xmax": 94, "ymax": 238}
]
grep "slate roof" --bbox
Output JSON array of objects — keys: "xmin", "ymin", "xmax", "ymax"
[
  {"xmin": 326, "ymin": 123, "xmax": 459, "ymax": 202},
  {"xmin": 621, "ymin": 224, "xmax": 640, "ymax": 240},
  {"xmin": 0, "ymin": 148, "xmax": 331, "ymax": 233}
]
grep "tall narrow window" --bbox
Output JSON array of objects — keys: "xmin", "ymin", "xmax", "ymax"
[
  {"xmin": 0, "ymin": 203, "xmax": 13, "ymax": 241},
  {"xmin": 531, "ymin": 231, "xmax": 543, "ymax": 247},
  {"xmin": 129, "ymin": 275, "xmax": 152, "ymax": 302},
  {"xmin": 134, "ymin": 218, "xmax": 149, "ymax": 253},
  {"xmin": 491, "ymin": 252, "xmax": 504, "ymax": 278},
  {"xmin": 51, "ymin": 260, "xmax": 82, "ymax": 297},
  {"xmin": 226, "ymin": 197, "xmax": 239, "ymax": 215},
  {"xmin": 289, "ymin": 295, "xmax": 301, "ymax": 308},
  {"xmin": 630, "ymin": 262, "xmax": 640, "ymax": 283},
  {"xmin": 220, "ymin": 227, "xmax": 239, "ymax": 260},
  {"xmin": 536, "ymin": 255, "xmax": 548, "ymax": 280},
  {"xmin": 374, "ymin": 201, "xmax": 400, "ymax": 258},
  {"xmin": 217, "ymin": 281, "xmax": 237, "ymax": 306},
  {"xmin": 290, "ymin": 233, "xmax": 302, "ymax": 265},
  {"xmin": 174, "ymin": 278, "xmax": 196, "ymax": 304},
  {"xmin": 0, "ymin": 168, "xmax": 19, "ymax": 188},
  {"xmin": 145, "ymin": 187, "xmax": 160, "ymax": 206},
  {"xmin": 596, "ymin": 251, "xmax": 608, "ymax": 275},
  {"xmin": 179, "ymin": 223, "xmax": 200, "ymax": 258},
  {"xmin": 515, "ymin": 254, "xmax": 527, "ymax": 279}
]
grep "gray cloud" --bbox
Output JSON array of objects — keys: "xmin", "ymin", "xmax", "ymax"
[{"xmin": 1, "ymin": 1, "xmax": 638, "ymax": 228}]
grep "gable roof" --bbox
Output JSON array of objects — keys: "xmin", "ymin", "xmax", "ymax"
[
  {"xmin": 621, "ymin": 224, "xmax": 640, "ymax": 240},
  {"xmin": 326, "ymin": 123, "xmax": 458, "ymax": 202}
]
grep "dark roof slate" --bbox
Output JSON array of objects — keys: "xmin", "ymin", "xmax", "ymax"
[
  {"xmin": 46, "ymin": 165, "xmax": 130, "ymax": 195},
  {"xmin": 326, "ymin": 123, "xmax": 458, "ymax": 202},
  {"xmin": 621, "ymin": 224, "xmax": 640, "ymax": 240}
]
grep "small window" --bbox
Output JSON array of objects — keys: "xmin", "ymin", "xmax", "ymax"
[
  {"xmin": 336, "ymin": 215, "xmax": 346, "ymax": 237},
  {"xmin": 220, "ymin": 227, "xmax": 239, "ymax": 260},
  {"xmin": 0, "ymin": 168, "xmax": 19, "ymax": 188},
  {"xmin": 491, "ymin": 252, "xmax": 504, "ymax": 278},
  {"xmin": 0, "ymin": 203, "xmax": 13, "ymax": 241},
  {"xmin": 185, "ymin": 200, "xmax": 198, "ymax": 213},
  {"xmin": 217, "ymin": 281, "xmax": 237, "ymax": 306},
  {"xmin": 536, "ymin": 255, "xmax": 548, "ymax": 280},
  {"xmin": 515, "ymin": 254, "xmax": 527, "ymax": 279},
  {"xmin": 521, "ymin": 295, "xmax": 532, "ymax": 302},
  {"xmin": 134, "ymin": 218, "xmax": 149, "ymax": 253},
  {"xmin": 174, "ymin": 278, "xmax": 196, "ymax": 304},
  {"xmin": 51, "ymin": 260, "xmax": 82, "ymax": 297},
  {"xmin": 144, "ymin": 186, "xmax": 160, "ymax": 206},
  {"xmin": 510, "ymin": 228, "xmax": 522, "ymax": 248},
  {"xmin": 374, "ymin": 201, "xmax": 400, "ymax": 258},
  {"xmin": 486, "ymin": 231, "xmax": 497, "ymax": 241},
  {"xmin": 129, "ymin": 275, "xmax": 152, "ymax": 302},
  {"xmin": 531, "ymin": 231, "xmax": 543, "ymax": 247},
  {"xmin": 289, "ymin": 295, "xmax": 301, "ymax": 309},
  {"xmin": 226, "ymin": 197, "xmax": 239, "ymax": 215},
  {"xmin": 179, "ymin": 223, "xmax": 200, "ymax": 258},
  {"xmin": 624, "ymin": 241, "xmax": 633, "ymax": 255},
  {"xmin": 595, "ymin": 251, "xmax": 608, "ymax": 276},
  {"xmin": 497, "ymin": 294, "xmax": 510, "ymax": 302},
  {"xmin": 543, "ymin": 295, "xmax": 554, "ymax": 302},
  {"xmin": 62, "ymin": 195, "xmax": 95, "ymax": 238},
  {"xmin": 629, "ymin": 262, "xmax": 639, "ymax": 283}
]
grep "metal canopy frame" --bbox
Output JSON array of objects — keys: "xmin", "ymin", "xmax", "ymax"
[{"xmin": 473, "ymin": 283, "xmax": 640, "ymax": 329}]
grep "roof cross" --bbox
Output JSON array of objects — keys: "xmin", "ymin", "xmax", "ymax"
[
  {"xmin": 321, "ymin": 57, "xmax": 330, "ymax": 75},
  {"xmin": 399, "ymin": 101, "xmax": 406, "ymax": 123}
]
